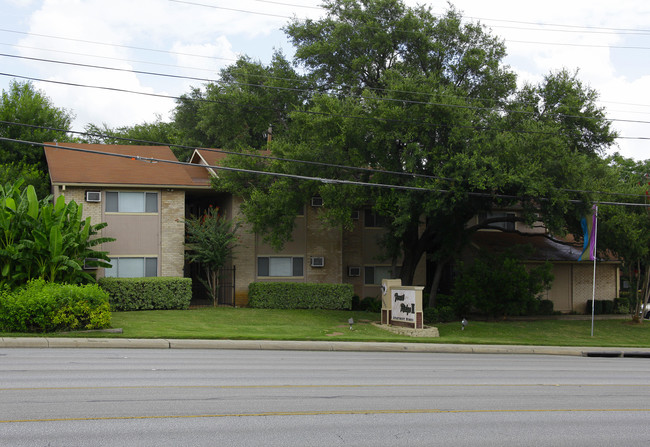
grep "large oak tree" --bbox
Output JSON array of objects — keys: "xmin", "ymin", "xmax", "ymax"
[{"xmin": 179, "ymin": 0, "xmax": 617, "ymax": 305}]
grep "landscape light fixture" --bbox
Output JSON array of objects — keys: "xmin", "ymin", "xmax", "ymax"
[
  {"xmin": 461, "ymin": 318, "xmax": 468, "ymax": 331},
  {"xmin": 348, "ymin": 318, "xmax": 354, "ymax": 330}
]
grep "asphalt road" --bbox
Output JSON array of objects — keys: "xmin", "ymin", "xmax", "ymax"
[{"xmin": 1, "ymin": 348, "xmax": 649, "ymax": 446}]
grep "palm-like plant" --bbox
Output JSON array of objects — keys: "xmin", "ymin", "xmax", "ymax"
[{"xmin": 1, "ymin": 180, "xmax": 114, "ymax": 289}]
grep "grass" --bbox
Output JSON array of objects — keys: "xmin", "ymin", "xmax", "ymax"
[{"xmin": 3, "ymin": 307, "xmax": 650, "ymax": 348}]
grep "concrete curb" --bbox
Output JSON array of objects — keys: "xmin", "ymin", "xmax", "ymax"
[{"xmin": 2, "ymin": 337, "xmax": 650, "ymax": 357}]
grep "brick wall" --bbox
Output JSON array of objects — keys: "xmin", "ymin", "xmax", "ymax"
[
  {"xmin": 304, "ymin": 205, "xmax": 342, "ymax": 284},
  {"xmin": 160, "ymin": 189, "xmax": 185, "ymax": 277},
  {"xmin": 573, "ymin": 263, "xmax": 619, "ymax": 312},
  {"xmin": 230, "ymin": 196, "xmax": 255, "ymax": 306}
]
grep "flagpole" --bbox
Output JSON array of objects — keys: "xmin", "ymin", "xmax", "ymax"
[{"xmin": 591, "ymin": 205, "xmax": 598, "ymax": 337}]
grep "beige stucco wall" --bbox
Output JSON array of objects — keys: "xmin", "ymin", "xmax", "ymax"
[{"xmin": 53, "ymin": 186, "xmax": 185, "ymax": 278}]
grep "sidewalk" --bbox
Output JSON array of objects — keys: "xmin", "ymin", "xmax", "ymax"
[{"xmin": 2, "ymin": 336, "xmax": 650, "ymax": 357}]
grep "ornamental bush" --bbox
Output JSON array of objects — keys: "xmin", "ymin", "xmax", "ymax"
[
  {"xmin": 453, "ymin": 246, "xmax": 554, "ymax": 318},
  {"xmin": 0, "ymin": 279, "xmax": 111, "ymax": 332},
  {"xmin": 248, "ymin": 282, "xmax": 353, "ymax": 310},
  {"xmin": 98, "ymin": 277, "xmax": 192, "ymax": 311}
]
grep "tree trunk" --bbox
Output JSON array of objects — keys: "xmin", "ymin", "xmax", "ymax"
[
  {"xmin": 427, "ymin": 259, "xmax": 448, "ymax": 308},
  {"xmin": 639, "ymin": 267, "xmax": 650, "ymax": 323},
  {"xmin": 632, "ymin": 262, "xmax": 641, "ymax": 322},
  {"xmin": 399, "ymin": 224, "xmax": 435, "ymax": 286},
  {"xmin": 211, "ymin": 269, "xmax": 218, "ymax": 307}
]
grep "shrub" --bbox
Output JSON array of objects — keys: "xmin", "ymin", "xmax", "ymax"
[
  {"xmin": 602, "ymin": 300, "xmax": 615, "ymax": 314},
  {"xmin": 423, "ymin": 305, "xmax": 456, "ymax": 324},
  {"xmin": 248, "ymin": 282, "xmax": 353, "ymax": 310},
  {"xmin": 453, "ymin": 246, "xmax": 554, "ymax": 318},
  {"xmin": 586, "ymin": 299, "xmax": 617, "ymax": 314},
  {"xmin": 0, "ymin": 279, "xmax": 111, "ymax": 332},
  {"xmin": 351, "ymin": 295, "xmax": 361, "ymax": 310},
  {"xmin": 539, "ymin": 299, "xmax": 554, "ymax": 315},
  {"xmin": 614, "ymin": 297, "xmax": 630, "ymax": 314},
  {"xmin": 98, "ymin": 277, "xmax": 192, "ymax": 311},
  {"xmin": 359, "ymin": 296, "xmax": 381, "ymax": 312}
]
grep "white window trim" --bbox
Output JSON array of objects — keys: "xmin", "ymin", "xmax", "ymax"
[
  {"xmin": 257, "ymin": 256, "xmax": 304, "ymax": 278},
  {"xmin": 105, "ymin": 191, "xmax": 159, "ymax": 214},
  {"xmin": 104, "ymin": 255, "xmax": 159, "ymax": 278}
]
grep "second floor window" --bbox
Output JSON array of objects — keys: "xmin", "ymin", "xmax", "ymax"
[{"xmin": 106, "ymin": 191, "xmax": 158, "ymax": 213}]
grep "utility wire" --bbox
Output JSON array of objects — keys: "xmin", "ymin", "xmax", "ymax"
[
  {"xmin": 0, "ymin": 69, "xmax": 639, "ymax": 144},
  {"xmin": 1, "ymin": 121, "xmax": 648, "ymax": 201},
  {"xmin": 6, "ymin": 40, "xmax": 646, "ymax": 116},
  {"xmin": 2, "ymin": 136, "xmax": 648, "ymax": 208},
  {"xmin": 5, "ymin": 52, "xmax": 650, "ymax": 126},
  {"xmin": 0, "ymin": 72, "xmax": 569, "ymax": 138},
  {"xmin": 0, "ymin": 119, "xmax": 456, "ymax": 182},
  {"xmin": 167, "ymin": 0, "xmax": 650, "ymax": 48},
  {"xmin": 3, "ymin": 28, "xmax": 650, "ymax": 111},
  {"xmin": 6, "ymin": 71, "xmax": 646, "ymax": 142}
]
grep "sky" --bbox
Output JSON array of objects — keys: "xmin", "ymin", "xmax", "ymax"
[{"xmin": 1, "ymin": 0, "xmax": 649, "ymax": 161}]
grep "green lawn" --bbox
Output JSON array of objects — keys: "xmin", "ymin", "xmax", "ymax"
[{"xmin": 3, "ymin": 307, "xmax": 650, "ymax": 348}]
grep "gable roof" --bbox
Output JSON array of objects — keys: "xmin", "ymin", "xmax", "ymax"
[
  {"xmin": 189, "ymin": 149, "xmax": 229, "ymax": 180},
  {"xmin": 44, "ymin": 143, "xmax": 210, "ymax": 188}
]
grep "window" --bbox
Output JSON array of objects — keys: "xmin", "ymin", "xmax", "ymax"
[
  {"xmin": 479, "ymin": 211, "xmax": 516, "ymax": 231},
  {"xmin": 364, "ymin": 209, "xmax": 387, "ymax": 228},
  {"xmin": 105, "ymin": 191, "xmax": 158, "ymax": 213},
  {"xmin": 104, "ymin": 257, "xmax": 158, "ymax": 278},
  {"xmin": 257, "ymin": 257, "xmax": 303, "ymax": 277},
  {"xmin": 364, "ymin": 266, "xmax": 398, "ymax": 285}
]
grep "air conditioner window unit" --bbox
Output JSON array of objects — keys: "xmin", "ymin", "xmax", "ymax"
[
  {"xmin": 348, "ymin": 266, "xmax": 361, "ymax": 277},
  {"xmin": 311, "ymin": 256, "xmax": 325, "ymax": 267},
  {"xmin": 351, "ymin": 210, "xmax": 360, "ymax": 220},
  {"xmin": 311, "ymin": 196, "xmax": 323, "ymax": 207},
  {"xmin": 85, "ymin": 191, "xmax": 101, "ymax": 202}
]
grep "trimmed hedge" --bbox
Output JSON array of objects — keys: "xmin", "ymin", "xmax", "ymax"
[
  {"xmin": 0, "ymin": 279, "xmax": 111, "ymax": 332},
  {"xmin": 248, "ymin": 282, "xmax": 353, "ymax": 310},
  {"xmin": 98, "ymin": 277, "xmax": 192, "ymax": 311},
  {"xmin": 586, "ymin": 299, "xmax": 617, "ymax": 315}
]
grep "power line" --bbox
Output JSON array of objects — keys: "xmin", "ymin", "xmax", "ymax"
[
  {"xmin": 0, "ymin": 28, "xmax": 233, "ymax": 62},
  {"xmin": 9, "ymin": 41, "xmax": 650, "ymax": 117},
  {"xmin": 165, "ymin": 1, "xmax": 650, "ymax": 49},
  {"xmin": 4, "ymin": 51, "xmax": 649, "ymax": 131},
  {"xmin": 2, "ymin": 69, "xmax": 628, "ymax": 148},
  {"xmin": 1, "ymin": 121, "xmax": 648, "ymax": 202},
  {"xmin": 168, "ymin": 0, "xmax": 292, "ymax": 19},
  {"xmin": 4, "ymin": 27, "xmax": 650, "ymax": 112},
  {"xmin": 0, "ymin": 119, "xmax": 456, "ymax": 182},
  {"xmin": 2, "ymin": 136, "xmax": 647, "ymax": 208},
  {"xmin": 5, "ymin": 71, "xmax": 645, "ymax": 144}
]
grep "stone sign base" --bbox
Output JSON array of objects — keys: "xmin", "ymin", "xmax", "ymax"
[{"xmin": 373, "ymin": 322, "xmax": 439, "ymax": 338}]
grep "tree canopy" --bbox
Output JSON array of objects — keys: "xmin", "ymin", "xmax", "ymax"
[
  {"xmin": 196, "ymin": 0, "xmax": 617, "ymax": 305},
  {"xmin": 0, "ymin": 80, "xmax": 74, "ymax": 170}
]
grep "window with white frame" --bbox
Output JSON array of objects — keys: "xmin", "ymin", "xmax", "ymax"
[
  {"xmin": 257, "ymin": 256, "xmax": 303, "ymax": 277},
  {"xmin": 364, "ymin": 266, "xmax": 398, "ymax": 285},
  {"xmin": 104, "ymin": 257, "xmax": 158, "ymax": 278},
  {"xmin": 105, "ymin": 191, "xmax": 158, "ymax": 213}
]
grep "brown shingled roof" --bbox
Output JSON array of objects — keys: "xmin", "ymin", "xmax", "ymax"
[{"xmin": 44, "ymin": 143, "xmax": 210, "ymax": 188}]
